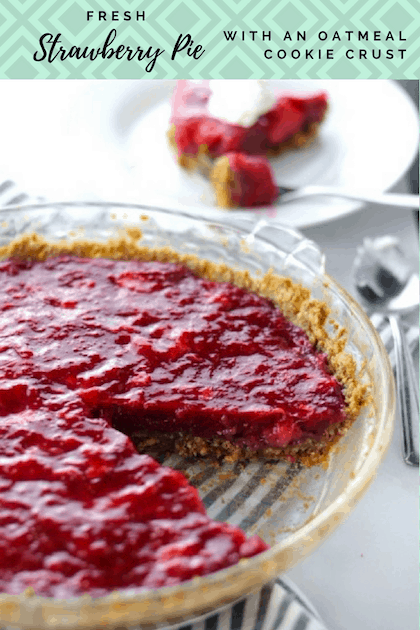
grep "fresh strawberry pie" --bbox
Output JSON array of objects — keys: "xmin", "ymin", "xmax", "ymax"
[
  {"xmin": 0, "ymin": 231, "xmax": 365, "ymax": 599},
  {"xmin": 168, "ymin": 80, "xmax": 328, "ymax": 208}
]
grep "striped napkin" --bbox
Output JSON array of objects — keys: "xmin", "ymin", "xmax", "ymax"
[
  {"xmin": 154, "ymin": 577, "xmax": 330, "ymax": 630},
  {"xmin": 0, "ymin": 577, "xmax": 330, "ymax": 630},
  {"xmin": 258, "ymin": 577, "xmax": 328, "ymax": 630},
  {"xmin": 123, "ymin": 577, "xmax": 329, "ymax": 630}
]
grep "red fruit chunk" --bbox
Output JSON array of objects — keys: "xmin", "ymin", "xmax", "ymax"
[
  {"xmin": 0, "ymin": 408, "xmax": 267, "ymax": 597},
  {"xmin": 224, "ymin": 152, "xmax": 278, "ymax": 207}
]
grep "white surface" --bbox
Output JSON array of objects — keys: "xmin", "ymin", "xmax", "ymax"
[
  {"xmin": 0, "ymin": 80, "xmax": 417, "ymax": 227},
  {"xmin": 287, "ymin": 201, "xmax": 419, "ymax": 630}
]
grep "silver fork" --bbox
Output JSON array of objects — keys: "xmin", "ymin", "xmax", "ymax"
[
  {"xmin": 194, "ymin": 154, "xmax": 419, "ymax": 209},
  {"xmin": 277, "ymin": 185, "xmax": 419, "ymax": 209},
  {"xmin": 353, "ymin": 236, "xmax": 419, "ymax": 466}
]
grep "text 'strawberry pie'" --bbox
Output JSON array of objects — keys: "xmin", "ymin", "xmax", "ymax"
[
  {"xmin": 0, "ymin": 229, "xmax": 367, "ymax": 599},
  {"xmin": 167, "ymin": 80, "xmax": 328, "ymax": 208}
]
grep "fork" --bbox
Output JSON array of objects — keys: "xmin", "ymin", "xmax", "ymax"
[
  {"xmin": 277, "ymin": 185, "xmax": 420, "ymax": 208},
  {"xmin": 194, "ymin": 152, "xmax": 419, "ymax": 209}
]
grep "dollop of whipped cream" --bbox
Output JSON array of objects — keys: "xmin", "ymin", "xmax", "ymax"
[{"xmin": 207, "ymin": 80, "xmax": 276, "ymax": 127}]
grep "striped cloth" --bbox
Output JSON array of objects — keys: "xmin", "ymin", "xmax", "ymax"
[
  {"xmin": 257, "ymin": 577, "xmax": 327, "ymax": 630},
  {"xmin": 117, "ymin": 577, "xmax": 328, "ymax": 630}
]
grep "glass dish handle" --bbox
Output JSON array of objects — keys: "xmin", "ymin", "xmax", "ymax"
[{"xmin": 242, "ymin": 218, "xmax": 325, "ymax": 275}]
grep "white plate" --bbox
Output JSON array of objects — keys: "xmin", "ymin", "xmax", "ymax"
[{"xmin": 0, "ymin": 79, "xmax": 417, "ymax": 227}]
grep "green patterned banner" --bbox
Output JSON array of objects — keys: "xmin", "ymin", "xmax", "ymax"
[{"xmin": 1, "ymin": 0, "xmax": 419, "ymax": 78}]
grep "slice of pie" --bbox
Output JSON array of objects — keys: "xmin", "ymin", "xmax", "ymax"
[
  {"xmin": 168, "ymin": 80, "xmax": 328, "ymax": 208},
  {"xmin": 0, "ymin": 230, "xmax": 367, "ymax": 598}
]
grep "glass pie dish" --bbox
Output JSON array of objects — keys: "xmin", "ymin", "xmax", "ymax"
[{"xmin": 0, "ymin": 202, "xmax": 395, "ymax": 630}]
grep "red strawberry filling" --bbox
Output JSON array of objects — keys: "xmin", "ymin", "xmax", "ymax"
[
  {"xmin": 215, "ymin": 152, "xmax": 278, "ymax": 207},
  {"xmin": 0, "ymin": 255, "xmax": 346, "ymax": 597},
  {"xmin": 171, "ymin": 82, "xmax": 328, "ymax": 158}
]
